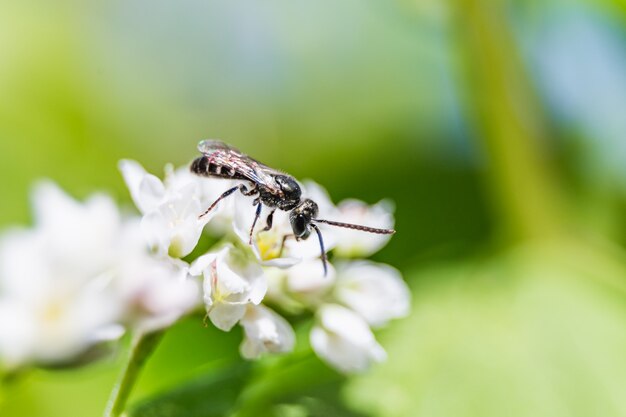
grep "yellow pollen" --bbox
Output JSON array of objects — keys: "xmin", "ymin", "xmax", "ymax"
[
  {"xmin": 41, "ymin": 300, "xmax": 65, "ymax": 323},
  {"xmin": 257, "ymin": 235, "xmax": 281, "ymax": 260}
]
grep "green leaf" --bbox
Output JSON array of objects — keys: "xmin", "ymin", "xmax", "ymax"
[
  {"xmin": 127, "ymin": 342, "xmax": 349, "ymax": 417},
  {"xmin": 128, "ymin": 363, "xmax": 252, "ymax": 417}
]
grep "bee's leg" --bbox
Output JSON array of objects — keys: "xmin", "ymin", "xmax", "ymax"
[
  {"xmin": 278, "ymin": 234, "xmax": 295, "ymax": 257},
  {"xmin": 262, "ymin": 209, "xmax": 276, "ymax": 231},
  {"xmin": 199, "ymin": 183, "xmax": 249, "ymax": 219},
  {"xmin": 248, "ymin": 203, "xmax": 263, "ymax": 245}
]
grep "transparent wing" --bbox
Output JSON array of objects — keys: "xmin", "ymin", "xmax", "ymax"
[
  {"xmin": 197, "ymin": 139, "xmax": 237, "ymax": 155},
  {"xmin": 196, "ymin": 140, "xmax": 280, "ymax": 190}
]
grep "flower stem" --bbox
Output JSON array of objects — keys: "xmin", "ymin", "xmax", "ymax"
[
  {"xmin": 104, "ymin": 330, "xmax": 164, "ymax": 417},
  {"xmin": 0, "ymin": 369, "xmax": 27, "ymax": 410},
  {"xmin": 456, "ymin": 0, "xmax": 566, "ymax": 242}
]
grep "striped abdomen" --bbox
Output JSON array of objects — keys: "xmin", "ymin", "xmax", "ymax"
[{"xmin": 190, "ymin": 156, "xmax": 248, "ymax": 180}]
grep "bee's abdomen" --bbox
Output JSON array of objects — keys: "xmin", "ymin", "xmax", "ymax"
[
  {"xmin": 190, "ymin": 156, "xmax": 246, "ymax": 180},
  {"xmin": 190, "ymin": 156, "xmax": 209, "ymax": 175}
]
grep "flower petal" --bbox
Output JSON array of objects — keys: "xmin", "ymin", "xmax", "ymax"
[
  {"xmin": 334, "ymin": 261, "xmax": 410, "ymax": 327},
  {"xmin": 310, "ymin": 304, "xmax": 386, "ymax": 374},
  {"xmin": 239, "ymin": 305, "xmax": 295, "ymax": 359},
  {"xmin": 195, "ymin": 245, "xmax": 267, "ymax": 331},
  {"xmin": 119, "ymin": 160, "xmax": 165, "ymax": 214},
  {"xmin": 209, "ymin": 302, "xmax": 247, "ymax": 331},
  {"xmin": 333, "ymin": 199, "xmax": 395, "ymax": 257}
]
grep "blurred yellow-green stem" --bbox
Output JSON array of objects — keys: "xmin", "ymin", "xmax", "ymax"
[
  {"xmin": 456, "ymin": 0, "xmax": 566, "ymax": 243},
  {"xmin": 104, "ymin": 331, "xmax": 164, "ymax": 417},
  {"xmin": 0, "ymin": 370, "xmax": 26, "ymax": 410}
]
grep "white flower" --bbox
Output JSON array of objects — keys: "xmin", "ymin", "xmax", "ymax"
[
  {"xmin": 166, "ymin": 165, "xmax": 239, "ymax": 235},
  {"xmin": 332, "ymin": 199, "xmax": 395, "ymax": 257},
  {"xmin": 264, "ymin": 259, "xmax": 336, "ymax": 310},
  {"xmin": 190, "ymin": 245, "xmax": 267, "ymax": 331},
  {"xmin": 232, "ymin": 181, "xmax": 337, "ymax": 267},
  {"xmin": 239, "ymin": 304, "xmax": 295, "ymax": 359},
  {"xmin": 0, "ymin": 279, "xmax": 123, "ymax": 369},
  {"xmin": 29, "ymin": 181, "xmax": 125, "ymax": 285},
  {"xmin": 310, "ymin": 304, "xmax": 386, "ymax": 374},
  {"xmin": 113, "ymin": 250, "xmax": 200, "ymax": 334},
  {"xmin": 0, "ymin": 182, "xmax": 202, "ymax": 369},
  {"xmin": 0, "ymin": 183, "xmax": 130, "ymax": 368},
  {"xmin": 333, "ymin": 261, "xmax": 410, "ymax": 327},
  {"xmin": 120, "ymin": 160, "xmax": 214, "ymax": 258},
  {"xmin": 283, "ymin": 259, "xmax": 336, "ymax": 295}
]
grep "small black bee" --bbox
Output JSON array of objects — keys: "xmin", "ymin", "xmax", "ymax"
[{"xmin": 190, "ymin": 140, "xmax": 395, "ymax": 275}]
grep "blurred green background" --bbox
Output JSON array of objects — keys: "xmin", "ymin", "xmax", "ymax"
[{"xmin": 2, "ymin": 0, "xmax": 626, "ymax": 416}]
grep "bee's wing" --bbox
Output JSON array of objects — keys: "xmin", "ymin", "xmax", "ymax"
[
  {"xmin": 197, "ymin": 140, "xmax": 238, "ymax": 154},
  {"xmin": 197, "ymin": 140, "xmax": 280, "ymax": 190}
]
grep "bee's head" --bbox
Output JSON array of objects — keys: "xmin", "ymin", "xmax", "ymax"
[
  {"xmin": 275, "ymin": 175, "xmax": 302, "ymax": 210},
  {"xmin": 289, "ymin": 199, "xmax": 318, "ymax": 239}
]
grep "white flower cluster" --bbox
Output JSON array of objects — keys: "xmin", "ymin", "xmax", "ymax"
[
  {"xmin": 0, "ymin": 160, "xmax": 410, "ymax": 374},
  {"xmin": 0, "ymin": 181, "xmax": 198, "ymax": 369}
]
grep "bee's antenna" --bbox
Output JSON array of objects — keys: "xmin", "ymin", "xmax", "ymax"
[
  {"xmin": 309, "ymin": 223, "xmax": 328, "ymax": 277},
  {"xmin": 312, "ymin": 219, "xmax": 396, "ymax": 235}
]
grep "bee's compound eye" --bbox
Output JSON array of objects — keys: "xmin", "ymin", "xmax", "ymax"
[{"xmin": 291, "ymin": 214, "xmax": 308, "ymax": 237}]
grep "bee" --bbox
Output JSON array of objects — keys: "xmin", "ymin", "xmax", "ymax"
[{"xmin": 190, "ymin": 140, "xmax": 395, "ymax": 275}]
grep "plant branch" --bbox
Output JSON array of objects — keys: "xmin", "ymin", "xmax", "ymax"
[
  {"xmin": 104, "ymin": 330, "xmax": 164, "ymax": 417},
  {"xmin": 456, "ymin": 0, "xmax": 566, "ymax": 242}
]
